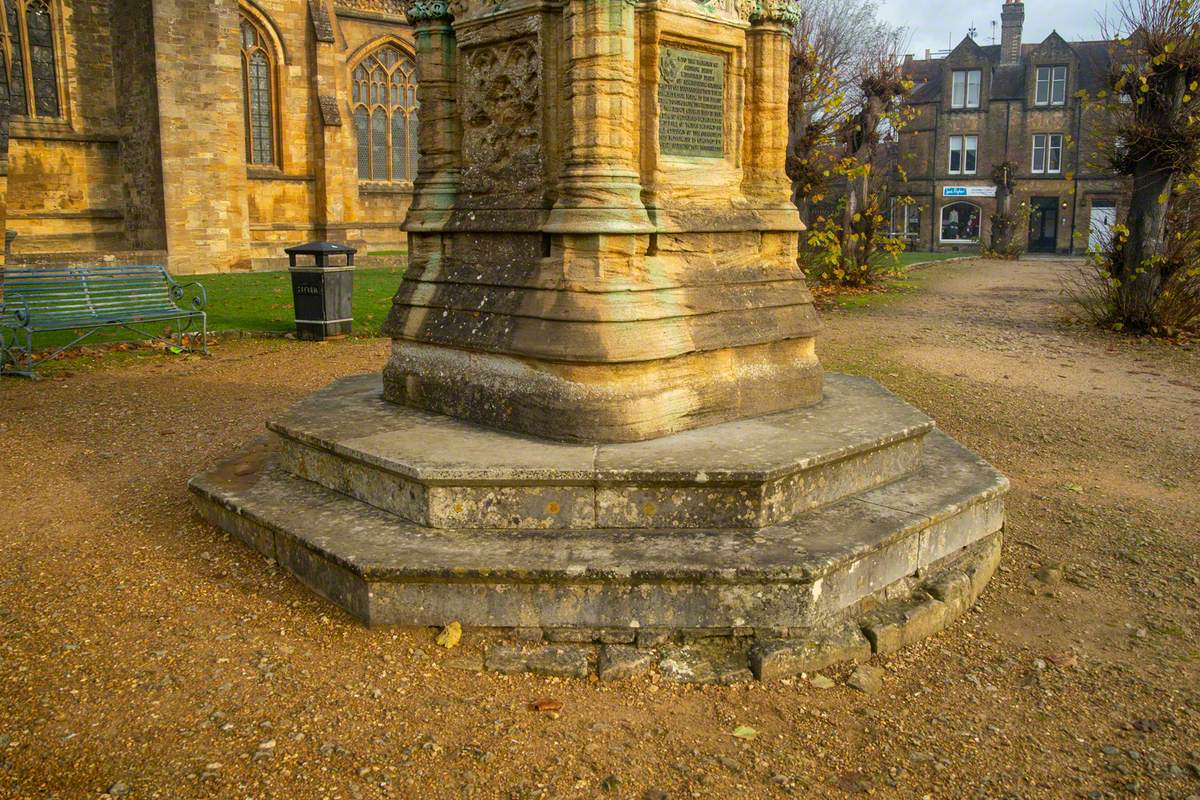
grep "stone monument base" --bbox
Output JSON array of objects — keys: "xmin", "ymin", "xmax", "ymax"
[{"xmin": 188, "ymin": 373, "xmax": 1006, "ymax": 680}]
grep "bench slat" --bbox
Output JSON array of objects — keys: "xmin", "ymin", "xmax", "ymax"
[{"xmin": 1, "ymin": 264, "xmax": 201, "ymax": 332}]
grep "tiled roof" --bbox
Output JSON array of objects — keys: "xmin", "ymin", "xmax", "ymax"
[
  {"xmin": 904, "ymin": 36, "xmax": 1115, "ymax": 105},
  {"xmin": 990, "ymin": 64, "xmax": 1025, "ymax": 99}
]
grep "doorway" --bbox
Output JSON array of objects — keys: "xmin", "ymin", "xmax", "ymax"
[
  {"xmin": 1089, "ymin": 201, "xmax": 1117, "ymax": 252},
  {"xmin": 1028, "ymin": 197, "xmax": 1059, "ymax": 253}
]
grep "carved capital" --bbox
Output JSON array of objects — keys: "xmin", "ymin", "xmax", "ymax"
[
  {"xmin": 747, "ymin": 0, "xmax": 799, "ymax": 26},
  {"xmin": 404, "ymin": 0, "xmax": 454, "ymax": 23}
]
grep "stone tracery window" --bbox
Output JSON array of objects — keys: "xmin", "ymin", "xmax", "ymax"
[
  {"xmin": 352, "ymin": 44, "xmax": 418, "ymax": 182},
  {"xmin": 239, "ymin": 12, "xmax": 278, "ymax": 166},
  {"xmin": 1, "ymin": 0, "xmax": 62, "ymax": 119}
]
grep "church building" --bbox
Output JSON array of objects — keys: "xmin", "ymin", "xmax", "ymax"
[
  {"xmin": 1, "ymin": 0, "xmax": 415, "ymax": 273},
  {"xmin": 896, "ymin": 0, "xmax": 1128, "ymax": 254}
]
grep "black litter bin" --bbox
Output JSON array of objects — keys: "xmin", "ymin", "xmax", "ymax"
[{"xmin": 284, "ymin": 241, "xmax": 357, "ymax": 341}]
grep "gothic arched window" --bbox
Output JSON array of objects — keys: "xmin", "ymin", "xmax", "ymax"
[
  {"xmin": 1, "ymin": 0, "xmax": 62, "ymax": 119},
  {"xmin": 351, "ymin": 45, "xmax": 418, "ymax": 182},
  {"xmin": 239, "ymin": 13, "xmax": 278, "ymax": 166}
]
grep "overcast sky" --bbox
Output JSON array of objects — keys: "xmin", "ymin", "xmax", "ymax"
[{"xmin": 879, "ymin": 0, "xmax": 1113, "ymax": 57}]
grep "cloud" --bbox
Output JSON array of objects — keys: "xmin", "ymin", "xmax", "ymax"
[{"xmin": 880, "ymin": 0, "xmax": 1113, "ymax": 57}]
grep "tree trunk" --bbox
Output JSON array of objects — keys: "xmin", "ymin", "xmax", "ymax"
[
  {"xmin": 1118, "ymin": 160, "xmax": 1173, "ymax": 331},
  {"xmin": 992, "ymin": 174, "xmax": 1011, "ymax": 252},
  {"xmin": 841, "ymin": 182, "xmax": 859, "ymax": 268}
]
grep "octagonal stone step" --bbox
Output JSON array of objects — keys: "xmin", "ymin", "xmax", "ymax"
[
  {"xmin": 187, "ymin": 428, "xmax": 1007, "ymax": 630},
  {"xmin": 266, "ymin": 373, "xmax": 934, "ymax": 531}
]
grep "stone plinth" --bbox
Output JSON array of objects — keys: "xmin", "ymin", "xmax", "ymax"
[
  {"xmin": 386, "ymin": 0, "xmax": 819, "ymax": 443},
  {"xmin": 188, "ymin": 0, "xmax": 1009, "ymax": 679},
  {"xmin": 268, "ymin": 373, "xmax": 932, "ymax": 530},
  {"xmin": 189, "ymin": 374, "xmax": 1007, "ymax": 632}
]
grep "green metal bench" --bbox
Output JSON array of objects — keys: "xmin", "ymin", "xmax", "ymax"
[{"xmin": 0, "ymin": 264, "xmax": 207, "ymax": 378}]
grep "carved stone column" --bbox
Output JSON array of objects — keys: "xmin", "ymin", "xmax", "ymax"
[
  {"xmin": 545, "ymin": 0, "xmax": 652, "ymax": 233},
  {"xmin": 404, "ymin": 0, "xmax": 461, "ymax": 230},
  {"xmin": 742, "ymin": 2, "xmax": 798, "ymax": 209}
]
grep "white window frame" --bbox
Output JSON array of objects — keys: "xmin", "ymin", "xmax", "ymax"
[
  {"xmin": 951, "ymin": 69, "xmax": 982, "ymax": 109},
  {"xmin": 939, "ymin": 202, "xmax": 982, "ymax": 243},
  {"xmin": 904, "ymin": 204, "xmax": 921, "ymax": 236},
  {"xmin": 1032, "ymin": 133, "xmax": 1063, "ymax": 174},
  {"xmin": 948, "ymin": 134, "xmax": 978, "ymax": 175},
  {"xmin": 889, "ymin": 201, "xmax": 921, "ymax": 236},
  {"xmin": 1035, "ymin": 65, "xmax": 1067, "ymax": 106}
]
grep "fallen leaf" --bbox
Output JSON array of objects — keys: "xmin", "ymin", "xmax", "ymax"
[
  {"xmin": 731, "ymin": 725, "xmax": 758, "ymax": 740},
  {"xmin": 532, "ymin": 698, "xmax": 562, "ymax": 713},
  {"xmin": 434, "ymin": 621, "xmax": 462, "ymax": 649}
]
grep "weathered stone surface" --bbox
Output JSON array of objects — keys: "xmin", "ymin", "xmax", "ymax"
[
  {"xmin": 526, "ymin": 646, "xmax": 590, "ymax": 679},
  {"xmin": 861, "ymin": 595, "xmax": 951, "ymax": 655},
  {"xmin": 381, "ymin": 0, "xmax": 821, "ymax": 443},
  {"xmin": 658, "ymin": 649, "xmax": 718, "ymax": 684},
  {"xmin": 925, "ymin": 571, "xmax": 973, "ymax": 616},
  {"xmin": 847, "ymin": 664, "xmax": 885, "ymax": 694},
  {"xmin": 925, "ymin": 533, "xmax": 1004, "ymax": 617},
  {"xmin": 484, "ymin": 645, "xmax": 528, "ymax": 674},
  {"xmin": 188, "ymin": 420, "xmax": 1005, "ymax": 631},
  {"xmin": 749, "ymin": 624, "xmax": 872, "ymax": 681},
  {"xmin": 543, "ymin": 628, "xmax": 597, "ymax": 643},
  {"xmin": 266, "ymin": 372, "xmax": 933, "ymax": 530},
  {"xmin": 636, "ymin": 629, "xmax": 674, "ymax": 649},
  {"xmin": 511, "ymin": 627, "xmax": 543, "ymax": 642},
  {"xmin": 659, "ymin": 643, "xmax": 752, "ymax": 685},
  {"xmin": 597, "ymin": 628, "xmax": 637, "ymax": 644},
  {"xmin": 597, "ymin": 646, "xmax": 654, "ymax": 681}
]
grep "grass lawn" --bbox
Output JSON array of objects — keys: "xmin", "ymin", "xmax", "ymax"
[
  {"xmin": 812, "ymin": 251, "xmax": 976, "ymax": 310},
  {"xmin": 6, "ymin": 266, "xmax": 406, "ymax": 357},
  {"xmin": 7, "ymin": 252, "xmax": 966, "ymax": 363},
  {"xmin": 200, "ymin": 266, "xmax": 404, "ymax": 334},
  {"xmin": 893, "ymin": 251, "xmax": 970, "ymax": 267}
]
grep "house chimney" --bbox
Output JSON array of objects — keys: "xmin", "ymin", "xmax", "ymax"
[{"xmin": 1001, "ymin": 0, "xmax": 1025, "ymax": 64}]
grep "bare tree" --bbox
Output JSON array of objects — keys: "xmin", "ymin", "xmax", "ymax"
[{"xmin": 786, "ymin": 0, "xmax": 901, "ymax": 217}]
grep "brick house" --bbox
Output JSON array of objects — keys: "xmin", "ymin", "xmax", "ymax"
[
  {"xmin": 894, "ymin": 0, "xmax": 1128, "ymax": 254},
  {"xmin": 0, "ymin": 0, "xmax": 415, "ymax": 274}
]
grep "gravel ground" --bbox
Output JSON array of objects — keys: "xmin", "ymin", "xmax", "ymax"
[{"xmin": 0, "ymin": 257, "xmax": 1197, "ymax": 800}]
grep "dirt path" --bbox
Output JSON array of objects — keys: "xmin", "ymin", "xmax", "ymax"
[{"xmin": 1, "ymin": 258, "xmax": 1197, "ymax": 800}]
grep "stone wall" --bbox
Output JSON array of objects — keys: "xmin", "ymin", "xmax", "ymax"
[
  {"xmin": 109, "ymin": 0, "xmax": 167, "ymax": 251},
  {"xmin": 6, "ymin": 0, "xmax": 132, "ymax": 256},
  {"xmin": 1, "ymin": 0, "xmax": 414, "ymax": 273},
  {"xmin": 152, "ymin": 0, "xmax": 252, "ymax": 274}
]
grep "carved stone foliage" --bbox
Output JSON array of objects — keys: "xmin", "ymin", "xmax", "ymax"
[
  {"xmin": 336, "ymin": 0, "xmax": 407, "ymax": 16},
  {"xmin": 446, "ymin": 0, "xmax": 505, "ymax": 19},
  {"xmin": 683, "ymin": 0, "xmax": 799, "ymax": 25},
  {"xmin": 403, "ymin": 0, "xmax": 453, "ymax": 22},
  {"xmin": 459, "ymin": 38, "xmax": 544, "ymax": 206},
  {"xmin": 747, "ymin": 0, "xmax": 800, "ymax": 26}
]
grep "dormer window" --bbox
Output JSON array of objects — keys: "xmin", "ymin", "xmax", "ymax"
[
  {"xmin": 1035, "ymin": 66, "xmax": 1067, "ymax": 106},
  {"xmin": 951, "ymin": 69, "xmax": 982, "ymax": 108}
]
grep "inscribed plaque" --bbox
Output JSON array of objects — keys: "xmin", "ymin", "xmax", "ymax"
[{"xmin": 658, "ymin": 46, "xmax": 726, "ymax": 158}]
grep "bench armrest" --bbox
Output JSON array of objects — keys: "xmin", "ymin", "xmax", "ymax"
[
  {"xmin": 0, "ymin": 292, "xmax": 31, "ymax": 326},
  {"xmin": 170, "ymin": 280, "xmax": 207, "ymax": 311}
]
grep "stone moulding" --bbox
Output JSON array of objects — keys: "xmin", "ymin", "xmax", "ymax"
[
  {"xmin": 266, "ymin": 372, "xmax": 934, "ymax": 530},
  {"xmin": 386, "ymin": 0, "xmax": 818, "ymax": 443},
  {"xmin": 188, "ymin": 372, "xmax": 1008, "ymax": 636},
  {"xmin": 403, "ymin": 0, "xmax": 453, "ymax": 22}
]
